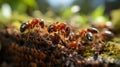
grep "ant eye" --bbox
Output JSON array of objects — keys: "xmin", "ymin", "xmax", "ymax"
[
  {"xmin": 85, "ymin": 32, "xmax": 93, "ymax": 41},
  {"xmin": 87, "ymin": 28, "xmax": 99, "ymax": 33},
  {"xmin": 48, "ymin": 25, "xmax": 55, "ymax": 33},
  {"xmin": 39, "ymin": 19, "xmax": 44, "ymax": 28},
  {"xmin": 20, "ymin": 23, "xmax": 28, "ymax": 32}
]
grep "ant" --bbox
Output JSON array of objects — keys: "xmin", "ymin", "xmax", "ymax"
[
  {"xmin": 78, "ymin": 27, "xmax": 99, "ymax": 42},
  {"xmin": 68, "ymin": 27, "xmax": 99, "ymax": 46},
  {"xmin": 67, "ymin": 40, "xmax": 86, "ymax": 50},
  {"xmin": 20, "ymin": 18, "xmax": 44, "ymax": 32},
  {"xmin": 48, "ymin": 22, "xmax": 71, "ymax": 37},
  {"xmin": 48, "ymin": 22, "xmax": 66, "ymax": 32}
]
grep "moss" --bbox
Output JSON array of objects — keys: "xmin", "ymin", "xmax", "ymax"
[
  {"xmin": 101, "ymin": 42, "xmax": 120, "ymax": 60},
  {"xmin": 82, "ymin": 46, "xmax": 94, "ymax": 57}
]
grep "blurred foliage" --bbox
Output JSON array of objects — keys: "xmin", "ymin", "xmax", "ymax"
[
  {"xmin": 111, "ymin": 9, "xmax": 120, "ymax": 33},
  {"xmin": 59, "ymin": 5, "xmax": 109, "ymax": 27},
  {"xmin": 92, "ymin": 6, "xmax": 108, "ymax": 23},
  {"xmin": 0, "ymin": 0, "xmax": 37, "ymax": 11},
  {"xmin": 0, "ymin": 0, "xmax": 37, "ymax": 27},
  {"xmin": 72, "ymin": 0, "xmax": 92, "ymax": 14},
  {"xmin": 0, "ymin": 0, "xmax": 119, "ymax": 31},
  {"xmin": 92, "ymin": 6, "xmax": 105, "ymax": 18}
]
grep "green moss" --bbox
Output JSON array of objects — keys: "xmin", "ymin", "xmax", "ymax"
[
  {"xmin": 81, "ymin": 41, "xmax": 120, "ymax": 60},
  {"xmin": 82, "ymin": 46, "xmax": 94, "ymax": 57},
  {"xmin": 101, "ymin": 42, "xmax": 120, "ymax": 60}
]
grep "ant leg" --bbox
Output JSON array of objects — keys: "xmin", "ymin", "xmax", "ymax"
[{"xmin": 26, "ymin": 29, "xmax": 31, "ymax": 41}]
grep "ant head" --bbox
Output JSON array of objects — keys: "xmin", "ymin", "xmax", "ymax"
[
  {"xmin": 101, "ymin": 30, "xmax": 114, "ymax": 40},
  {"xmin": 48, "ymin": 25, "xmax": 55, "ymax": 33},
  {"xmin": 87, "ymin": 27, "xmax": 99, "ymax": 34},
  {"xmin": 20, "ymin": 22, "xmax": 29, "ymax": 32}
]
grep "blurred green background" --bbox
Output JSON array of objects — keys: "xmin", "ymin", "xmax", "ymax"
[{"xmin": 0, "ymin": 0, "xmax": 120, "ymax": 29}]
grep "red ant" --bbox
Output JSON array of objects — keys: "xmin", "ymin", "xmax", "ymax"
[
  {"xmin": 48, "ymin": 22, "xmax": 71, "ymax": 37},
  {"xmin": 67, "ymin": 28, "xmax": 99, "ymax": 49},
  {"xmin": 68, "ymin": 32, "xmax": 79, "ymax": 41},
  {"xmin": 68, "ymin": 28, "xmax": 99, "ymax": 44},
  {"xmin": 48, "ymin": 22, "xmax": 66, "ymax": 32},
  {"xmin": 67, "ymin": 40, "xmax": 86, "ymax": 50},
  {"xmin": 55, "ymin": 22, "xmax": 67, "ymax": 31},
  {"xmin": 78, "ymin": 27, "xmax": 99, "ymax": 42},
  {"xmin": 20, "ymin": 18, "xmax": 44, "ymax": 32}
]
